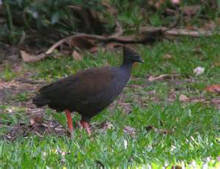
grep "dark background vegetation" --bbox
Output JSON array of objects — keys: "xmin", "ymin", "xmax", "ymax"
[{"xmin": 0, "ymin": 0, "xmax": 219, "ymax": 45}]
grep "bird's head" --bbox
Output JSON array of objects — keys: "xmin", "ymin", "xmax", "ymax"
[{"xmin": 123, "ymin": 46, "xmax": 143, "ymax": 64}]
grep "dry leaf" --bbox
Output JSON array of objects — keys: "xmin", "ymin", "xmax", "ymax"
[
  {"xmin": 179, "ymin": 94, "xmax": 189, "ymax": 102},
  {"xmin": 123, "ymin": 126, "xmax": 136, "ymax": 135},
  {"xmin": 148, "ymin": 74, "xmax": 178, "ymax": 82},
  {"xmin": 203, "ymin": 21, "xmax": 216, "ymax": 31},
  {"xmin": 181, "ymin": 5, "xmax": 201, "ymax": 16},
  {"xmin": 171, "ymin": 165, "xmax": 182, "ymax": 169},
  {"xmin": 205, "ymin": 84, "xmax": 220, "ymax": 94},
  {"xmin": 185, "ymin": 25, "xmax": 197, "ymax": 31},
  {"xmin": 89, "ymin": 46, "xmax": 98, "ymax": 53},
  {"xmin": 211, "ymin": 98, "xmax": 220, "ymax": 109},
  {"xmin": 20, "ymin": 50, "xmax": 46, "ymax": 63},
  {"xmin": 146, "ymin": 125, "xmax": 154, "ymax": 131},
  {"xmin": 100, "ymin": 121, "xmax": 114, "ymax": 130},
  {"xmin": 193, "ymin": 66, "xmax": 205, "ymax": 76},
  {"xmin": 163, "ymin": 54, "xmax": 172, "ymax": 59},
  {"xmin": 30, "ymin": 115, "xmax": 43, "ymax": 126},
  {"xmin": 166, "ymin": 28, "xmax": 212, "ymax": 37},
  {"xmin": 72, "ymin": 50, "xmax": 83, "ymax": 61},
  {"xmin": 145, "ymin": 125, "xmax": 173, "ymax": 134},
  {"xmin": 214, "ymin": 62, "xmax": 220, "ymax": 67},
  {"xmin": 148, "ymin": 74, "xmax": 169, "ymax": 81}
]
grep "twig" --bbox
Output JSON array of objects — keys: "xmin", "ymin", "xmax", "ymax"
[
  {"xmin": 15, "ymin": 78, "xmax": 45, "ymax": 84},
  {"xmin": 46, "ymin": 37, "xmax": 71, "ymax": 54}
]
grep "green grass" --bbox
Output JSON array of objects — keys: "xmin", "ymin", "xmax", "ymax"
[
  {"xmin": 0, "ymin": 35, "xmax": 220, "ymax": 168},
  {"xmin": 0, "ymin": 64, "xmax": 16, "ymax": 81},
  {"xmin": 0, "ymin": 104, "xmax": 219, "ymax": 168}
]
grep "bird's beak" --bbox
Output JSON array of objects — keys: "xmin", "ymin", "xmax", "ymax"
[{"xmin": 137, "ymin": 58, "xmax": 144, "ymax": 63}]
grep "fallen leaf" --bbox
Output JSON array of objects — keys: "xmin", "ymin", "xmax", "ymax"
[
  {"xmin": 145, "ymin": 125, "xmax": 173, "ymax": 134},
  {"xmin": 148, "ymin": 74, "xmax": 179, "ymax": 82},
  {"xmin": 53, "ymin": 148, "xmax": 67, "ymax": 156},
  {"xmin": 20, "ymin": 50, "xmax": 46, "ymax": 63},
  {"xmin": 95, "ymin": 121, "xmax": 114, "ymax": 132},
  {"xmin": 100, "ymin": 121, "xmax": 114, "ymax": 130},
  {"xmin": 158, "ymin": 129, "xmax": 172, "ymax": 134},
  {"xmin": 193, "ymin": 66, "xmax": 205, "ymax": 76},
  {"xmin": 163, "ymin": 54, "xmax": 172, "ymax": 59},
  {"xmin": 89, "ymin": 46, "xmax": 98, "ymax": 53},
  {"xmin": 166, "ymin": 28, "xmax": 212, "ymax": 37},
  {"xmin": 30, "ymin": 115, "xmax": 43, "ymax": 126},
  {"xmin": 171, "ymin": 165, "xmax": 182, "ymax": 169},
  {"xmin": 179, "ymin": 94, "xmax": 189, "ymax": 102},
  {"xmin": 72, "ymin": 50, "xmax": 83, "ymax": 61},
  {"xmin": 214, "ymin": 62, "xmax": 220, "ymax": 67},
  {"xmin": 96, "ymin": 160, "xmax": 105, "ymax": 169},
  {"xmin": 190, "ymin": 98, "xmax": 206, "ymax": 103},
  {"xmin": 181, "ymin": 5, "xmax": 201, "ymax": 16},
  {"xmin": 123, "ymin": 126, "xmax": 136, "ymax": 135},
  {"xmin": 185, "ymin": 25, "xmax": 197, "ymax": 31},
  {"xmin": 203, "ymin": 20, "xmax": 216, "ymax": 31},
  {"xmin": 146, "ymin": 125, "xmax": 154, "ymax": 131},
  {"xmin": 205, "ymin": 84, "xmax": 220, "ymax": 94},
  {"xmin": 148, "ymin": 74, "xmax": 169, "ymax": 81},
  {"xmin": 211, "ymin": 98, "xmax": 220, "ymax": 109}
]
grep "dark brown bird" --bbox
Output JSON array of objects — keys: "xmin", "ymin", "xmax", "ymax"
[{"xmin": 33, "ymin": 47, "xmax": 143, "ymax": 135}]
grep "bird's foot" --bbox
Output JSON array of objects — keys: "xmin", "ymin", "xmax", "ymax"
[{"xmin": 80, "ymin": 120, "xmax": 91, "ymax": 136}]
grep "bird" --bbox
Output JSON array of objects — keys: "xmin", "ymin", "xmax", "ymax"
[{"xmin": 33, "ymin": 46, "xmax": 143, "ymax": 135}]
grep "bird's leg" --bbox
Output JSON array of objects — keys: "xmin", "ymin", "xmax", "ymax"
[
  {"xmin": 65, "ymin": 110, "xmax": 73, "ymax": 134},
  {"xmin": 80, "ymin": 120, "xmax": 91, "ymax": 135}
]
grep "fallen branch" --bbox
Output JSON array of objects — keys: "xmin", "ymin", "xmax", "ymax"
[
  {"xmin": 46, "ymin": 30, "xmax": 163, "ymax": 55},
  {"xmin": 21, "ymin": 26, "xmax": 216, "ymax": 63}
]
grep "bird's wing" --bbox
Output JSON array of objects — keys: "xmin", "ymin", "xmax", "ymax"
[{"xmin": 39, "ymin": 67, "xmax": 115, "ymax": 104}]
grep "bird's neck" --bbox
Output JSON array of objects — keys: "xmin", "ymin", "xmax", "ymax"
[{"xmin": 120, "ymin": 62, "xmax": 133, "ymax": 75}]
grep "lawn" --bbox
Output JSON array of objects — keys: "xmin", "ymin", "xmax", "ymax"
[{"xmin": 0, "ymin": 36, "xmax": 220, "ymax": 168}]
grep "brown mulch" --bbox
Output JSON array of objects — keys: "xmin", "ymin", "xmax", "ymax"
[{"xmin": 2, "ymin": 120, "xmax": 66, "ymax": 141}]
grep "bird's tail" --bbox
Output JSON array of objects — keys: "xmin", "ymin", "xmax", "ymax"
[{"xmin": 33, "ymin": 94, "xmax": 49, "ymax": 107}]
